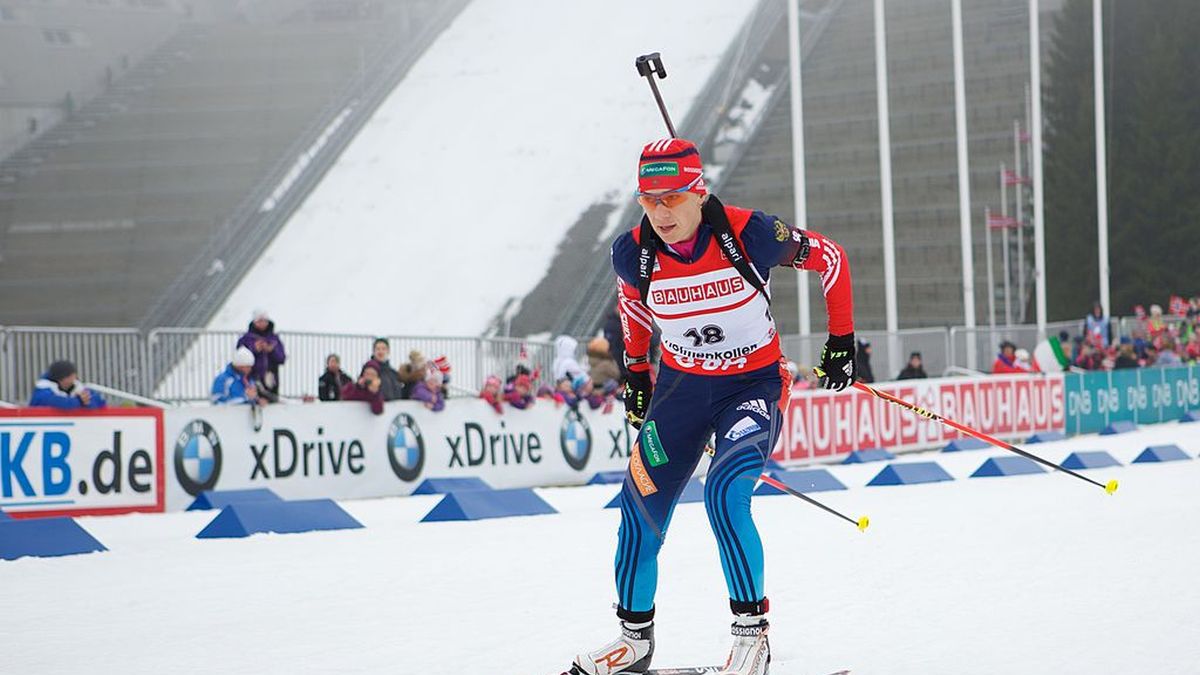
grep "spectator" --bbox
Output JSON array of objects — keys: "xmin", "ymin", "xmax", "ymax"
[
  {"xmin": 1014, "ymin": 348, "xmax": 1038, "ymax": 372},
  {"xmin": 480, "ymin": 375, "xmax": 504, "ymax": 414},
  {"xmin": 1186, "ymin": 332, "xmax": 1200, "ymax": 363},
  {"xmin": 1156, "ymin": 339, "xmax": 1183, "ymax": 367},
  {"xmin": 1073, "ymin": 342, "xmax": 1104, "ymax": 371},
  {"xmin": 237, "ymin": 309, "xmax": 286, "ymax": 395},
  {"xmin": 432, "ymin": 355, "xmax": 452, "ymax": 385},
  {"xmin": 553, "ymin": 335, "xmax": 587, "ymax": 383},
  {"xmin": 898, "ymin": 352, "xmax": 928, "ymax": 380},
  {"xmin": 1187, "ymin": 296, "xmax": 1200, "ymax": 322},
  {"xmin": 1113, "ymin": 339, "xmax": 1139, "ymax": 369},
  {"xmin": 855, "ymin": 339, "xmax": 875, "ymax": 383},
  {"xmin": 553, "ymin": 377, "xmax": 580, "ymax": 409},
  {"xmin": 1145, "ymin": 304, "xmax": 1169, "ymax": 345},
  {"xmin": 318, "ymin": 354, "xmax": 351, "ymax": 401},
  {"xmin": 341, "ymin": 361, "xmax": 384, "ymax": 415},
  {"xmin": 504, "ymin": 373, "xmax": 535, "ymax": 409},
  {"xmin": 212, "ymin": 347, "xmax": 266, "ymax": 405},
  {"xmin": 411, "ymin": 368, "xmax": 446, "ymax": 412},
  {"xmin": 992, "ymin": 341, "xmax": 1024, "ymax": 374},
  {"xmin": 602, "ymin": 306, "xmax": 627, "ymax": 381},
  {"xmin": 587, "ymin": 336, "xmax": 621, "ymax": 389},
  {"xmin": 1144, "ymin": 344, "xmax": 1160, "ymax": 367},
  {"xmin": 397, "ymin": 350, "xmax": 428, "ymax": 399},
  {"xmin": 1083, "ymin": 301, "xmax": 1110, "ymax": 347},
  {"xmin": 29, "ymin": 360, "xmax": 106, "ymax": 409},
  {"xmin": 369, "ymin": 338, "xmax": 405, "ymax": 401}
]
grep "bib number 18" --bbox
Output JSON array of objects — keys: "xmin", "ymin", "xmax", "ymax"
[{"xmin": 684, "ymin": 324, "xmax": 725, "ymax": 347}]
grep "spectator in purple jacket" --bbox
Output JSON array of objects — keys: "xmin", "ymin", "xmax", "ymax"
[
  {"xmin": 503, "ymin": 373, "xmax": 535, "ymax": 409},
  {"xmin": 340, "ymin": 361, "xmax": 385, "ymax": 415},
  {"xmin": 237, "ymin": 309, "xmax": 286, "ymax": 395},
  {"xmin": 411, "ymin": 368, "xmax": 446, "ymax": 412}
]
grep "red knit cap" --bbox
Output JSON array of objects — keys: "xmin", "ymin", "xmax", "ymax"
[{"xmin": 637, "ymin": 138, "xmax": 707, "ymax": 194}]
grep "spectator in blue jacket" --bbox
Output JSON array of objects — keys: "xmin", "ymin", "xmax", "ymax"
[
  {"xmin": 237, "ymin": 309, "xmax": 286, "ymax": 395},
  {"xmin": 29, "ymin": 360, "xmax": 106, "ymax": 409},
  {"xmin": 212, "ymin": 347, "xmax": 266, "ymax": 405}
]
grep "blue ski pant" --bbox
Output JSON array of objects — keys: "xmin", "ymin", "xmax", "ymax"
[{"xmin": 615, "ymin": 362, "xmax": 782, "ymax": 613}]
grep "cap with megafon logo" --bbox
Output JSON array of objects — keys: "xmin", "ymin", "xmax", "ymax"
[{"xmin": 637, "ymin": 138, "xmax": 706, "ymax": 194}]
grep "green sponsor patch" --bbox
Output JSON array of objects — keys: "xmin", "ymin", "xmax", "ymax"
[
  {"xmin": 641, "ymin": 421, "xmax": 669, "ymax": 467},
  {"xmin": 639, "ymin": 161, "xmax": 680, "ymax": 177}
]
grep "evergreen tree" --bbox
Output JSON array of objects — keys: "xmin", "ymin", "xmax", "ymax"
[{"xmin": 1044, "ymin": 0, "xmax": 1200, "ymax": 321}]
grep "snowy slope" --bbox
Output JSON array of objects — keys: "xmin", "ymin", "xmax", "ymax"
[
  {"xmin": 208, "ymin": 0, "xmax": 762, "ymax": 336},
  {"xmin": 5, "ymin": 424, "xmax": 1199, "ymax": 674}
]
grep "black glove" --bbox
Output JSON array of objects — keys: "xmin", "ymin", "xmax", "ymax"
[
  {"xmin": 623, "ymin": 369, "xmax": 652, "ymax": 429},
  {"xmin": 819, "ymin": 333, "xmax": 856, "ymax": 391}
]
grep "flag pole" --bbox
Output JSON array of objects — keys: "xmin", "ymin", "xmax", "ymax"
[
  {"xmin": 787, "ymin": 0, "xmax": 811, "ymax": 337},
  {"xmin": 952, "ymin": 0, "xmax": 976, "ymax": 367},
  {"xmin": 1001, "ymin": 162, "xmax": 1012, "ymax": 326},
  {"xmin": 1030, "ymin": 0, "xmax": 1048, "ymax": 339},
  {"xmin": 1093, "ymin": 0, "xmax": 1111, "ymax": 317},
  {"xmin": 986, "ymin": 206, "xmax": 996, "ymax": 330},
  {"xmin": 873, "ymin": 0, "xmax": 900, "ymax": 378}
]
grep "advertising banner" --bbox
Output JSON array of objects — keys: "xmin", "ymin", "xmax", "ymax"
[
  {"xmin": 1062, "ymin": 364, "xmax": 1200, "ymax": 435},
  {"xmin": 778, "ymin": 374, "xmax": 1065, "ymax": 463},
  {"xmin": 163, "ymin": 399, "xmax": 634, "ymax": 511},
  {"xmin": 0, "ymin": 408, "xmax": 164, "ymax": 518}
]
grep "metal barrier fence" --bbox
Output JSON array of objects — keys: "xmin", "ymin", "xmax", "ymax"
[{"xmin": 3, "ymin": 318, "xmax": 1165, "ymax": 403}]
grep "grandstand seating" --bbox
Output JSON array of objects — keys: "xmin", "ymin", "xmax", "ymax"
[{"xmin": 0, "ymin": 1, "xmax": 439, "ymax": 327}]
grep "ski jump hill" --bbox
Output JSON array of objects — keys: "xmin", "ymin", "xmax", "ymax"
[{"xmin": 208, "ymin": 0, "xmax": 761, "ymax": 337}]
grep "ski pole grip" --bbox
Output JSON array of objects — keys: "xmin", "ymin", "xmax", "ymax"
[{"xmin": 635, "ymin": 53, "xmax": 667, "ymax": 79}]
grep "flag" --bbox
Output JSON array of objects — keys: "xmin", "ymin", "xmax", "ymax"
[
  {"xmin": 986, "ymin": 213, "xmax": 1017, "ymax": 229},
  {"xmin": 1169, "ymin": 295, "xmax": 1188, "ymax": 317},
  {"xmin": 1003, "ymin": 169, "xmax": 1029, "ymax": 185},
  {"xmin": 1134, "ymin": 304, "xmax": 1146, "ymax": 319}
]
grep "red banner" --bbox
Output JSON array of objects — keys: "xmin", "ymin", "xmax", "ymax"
[{"xmin": 776, "ymin": 375, "xmax": 1065, "ymax": 463}]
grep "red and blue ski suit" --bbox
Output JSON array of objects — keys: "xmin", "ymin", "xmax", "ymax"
[{"xmin": 611, "ymin": 204, "xmax": 853, "ymax": 614}]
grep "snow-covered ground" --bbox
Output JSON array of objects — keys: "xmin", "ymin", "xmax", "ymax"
[
  {"xmin": 5, "ymin": 423, "xmax": 1199, "ymax": 674},
  {"xmin": 208, "ymin": 0, "xmax": 762, "ymax": 337}
]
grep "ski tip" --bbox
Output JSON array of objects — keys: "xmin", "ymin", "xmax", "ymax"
[
  {"xmin": 857, "ymin": 515, "xmax": 870, "ymax": 532},
  {"xmin": 1105, "ymin": 479, "xmax": 1119, "ymax": 495}
]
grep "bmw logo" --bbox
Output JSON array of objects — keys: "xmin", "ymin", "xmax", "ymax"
[
  {"xmin": 387, "ymin": 413, "xmax": 425, "ymax": 482},
  {"xmin": 560, "ymin": 408, "xmax": 592, "ymax": 471},
  {"xmin": 174, "ymin": 419, "xmax": 222, "ymax": 496}
]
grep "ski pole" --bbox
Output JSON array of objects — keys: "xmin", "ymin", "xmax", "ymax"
[
  {"xmin": 635, "ymin": 53, "xmax": 678, "ymax": 138},
  {"xmin": 704, "ymin": 445, "xmax": 869, "ymax": 532},
  {"xmin": 814, "ymin": 368, "xmax": 1119, "ymax": 495}
]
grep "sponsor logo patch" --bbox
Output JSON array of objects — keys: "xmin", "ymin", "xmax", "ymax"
[
  {"xmin": 725, "ymin": 416, "xmax": 762, "ymax": 442},
  {"xmin": 629, "ymin": 441, "xmax": 658, "ymax": 497},
  {"xmin": 736, "ymin": 398, "xmax": 770, "ymax": 419},
  {"xmin": 651, "ymin": 277, "xmax": 745, "ymax": 306},
  {"xmin": 774, "ymin": 219, "xmax": 789, "ymax": 242},
  {"xmin": 640, "ymin": 161, "xmax": 680, "ymax": 177},
  {"xmin": 641, "ymin": 421, "xmax": 669, "ymax": 467}
]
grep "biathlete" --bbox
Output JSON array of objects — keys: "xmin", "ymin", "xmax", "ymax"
[{"xmin": 567, "ymin": 138, "xmax": 857, "ymax": 675}]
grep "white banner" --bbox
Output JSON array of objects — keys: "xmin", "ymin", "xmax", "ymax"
[
  {"xmin": 0, "ymin": 408, "xmax": 164, "ymax": 517},
  {"xmin": 163, "ymin": 399, "xmax": 635, "ymax": 511}
]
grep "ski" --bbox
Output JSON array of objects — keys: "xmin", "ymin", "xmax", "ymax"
[{"xmin": 643, "ymin": 669, "xmax": 849, "ymax": 675}]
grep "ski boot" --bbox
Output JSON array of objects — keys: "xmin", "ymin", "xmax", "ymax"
[
  {"xmin": 719, "ymin": 600, "xmax": 770, "ymax": 675},
  {"xmin": 568, "ymin": 609, "xmax": 655, "ymax": 675}
]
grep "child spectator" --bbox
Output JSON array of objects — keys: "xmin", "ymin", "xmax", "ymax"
[
  {"xmin": 411, "ymin": 368, "xmax": 446, "ymax": 412},
  {"xmin": 1113, "ymin": 339, "xmax": 1139, "ymax": 369},
  {"xmin": 1014, "ymin": 348, "xmax": 1038, "ymax": 372},
  {"xmin": 369, "ymin": 338, "xmax": 405, "ymax": 401},
  {"xmin": 553, "ymin": 335, "xmax": 587, "ymax": 383},
  {"xmin": 898, "ymin": 352, "xmax": 928, "ymax": 380},
  {"xmin": 29, "ymin": 360, "xmax": 106, "ymax": 409},
  {"xmin": 341, "ymin": 361, "xmax": 385, "ymax": 415},
  {"xmin": 433, "ymin": 355, "xmax": 452, "ymax": 386},
  {"xmin": 318, "ymin": 354, "xmax": 351, "ymax": 401},
  {"xmin": 504, "ymin": 373, "xmax": 535, "ymax": 409},
  {"xmin": 992, "ymin": 341, "xmax": 1023, "ymax": 374},
  {"xmin": 212, "ymin": 347, "xmax": 266, "ymax": 405},
  {"xmin": 397, "ymin": 350, "xmax": 428, "ymax": 399},
  {"xmin": 237, "ymin": 309, "xmax": 286, "ymax": 395},
  {"xmin": 480, "ymin": 375, "xmax": 504, "ymax": 414}
]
